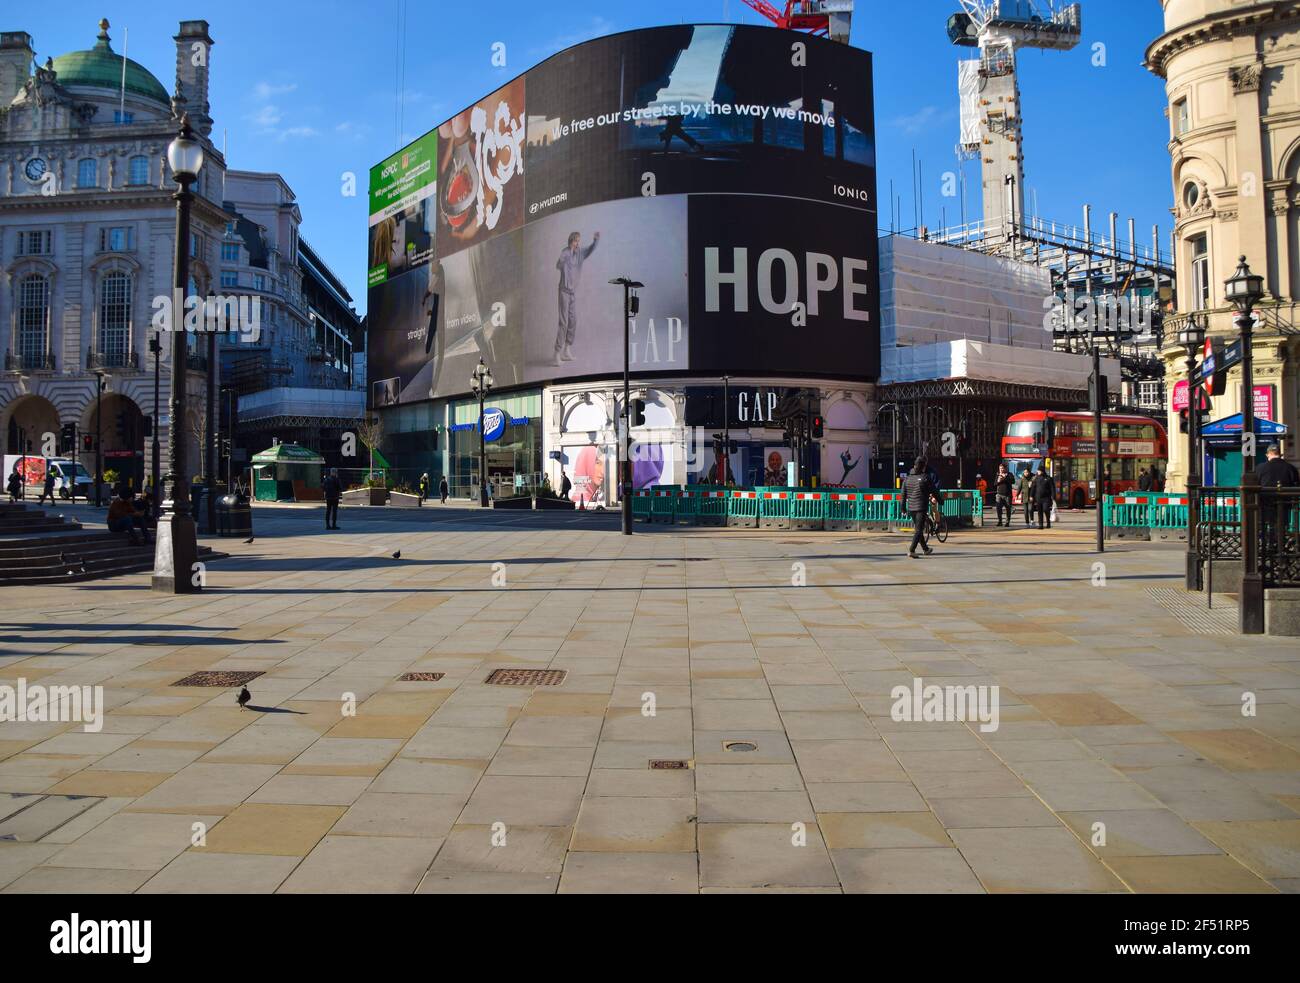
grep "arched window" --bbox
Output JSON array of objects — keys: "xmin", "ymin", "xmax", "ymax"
[
  {"xmin": 128, "ymin": 155, "xmax": 149, "ymax": 186},
  {"xmin": 17, "ymin": 275, "xmax": 50, "ymax": 365},
  {"xmin": 77, "ymin": 158, "xmax": 98, "ymax": 189},
  {"xmin": 98, "ymin": 272, "xmax": 132, "ymax": 363}
]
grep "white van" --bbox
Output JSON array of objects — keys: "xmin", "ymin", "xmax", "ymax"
[{"xmin": 1, "ymin": 455, "xmax": 94, "ymax": 500}]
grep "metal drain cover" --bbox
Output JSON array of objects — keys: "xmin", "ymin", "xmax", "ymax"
[
  {"xmin": 172, "ymin": 670, "xmax": 264, "ymax": 688},
  {"xmin": 649, "ymin": 759, "xmax": 691, "ymax": 770},
  {"xmin": 485, "ymin": 668, "xmax": 567, "ymax": 686},
  {"xmin": 398, "ymin": 672, "xmax": 446, "ymax": 682},
  {"xmin": 723, "ymin": 741, "xmax": 757, "ymax": 753}
]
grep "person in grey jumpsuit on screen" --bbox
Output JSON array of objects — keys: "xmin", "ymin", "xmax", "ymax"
[{"xmin": 554, "ymin": 230, "xmax": 600, "ymax": 366}]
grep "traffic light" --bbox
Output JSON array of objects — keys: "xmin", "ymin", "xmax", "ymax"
[
  {"xmin": 114, "ymin": 411, "xmax": 127, "ymax": 442},
  {"xmin": 1179, "ymin": 409, "xmax": 1189, "ymax": 434},
  {"xmin": 632, "ymin": 399, "xmax": 646, "ymax": 427},
  {"xmin": 60, "ymin": 423, "xmax": 75, "ymax": 452},
  {"xmin": 83, "ymin": 434, "xmax": 93, "ymax": 452},
  {"xmin": 811, "ymin": 415, "xmax": 824, "ymax": 439}
]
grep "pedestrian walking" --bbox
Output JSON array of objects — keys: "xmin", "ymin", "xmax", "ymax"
[
  {"xmin": 1151, "ymin": 465, "xmax": 1165, "ymax": 492},
  {"xmin": 1137, "ymin": 466, "xmax": 1152, "ymax": 492},
  {"xmin": 323, "ymin": 468, "xmax": 342, "ymax": 530},
  {"xmin": 1032, "ymin": 466, "xmax": 1056, "ymax": 529},
  {"xmin": 560, "ymin": 468, "xmax": 573, "ymax": 501},
  {"xmin": 418, "ymin": 472, "xmax": 430, "ymax": 506},
  {"xmin": 975, "ymin": 473, "xmax": 988, "ymax": 504},
  {"xmin": 6, "ymin": 467, "xmax": 22, "ymax": 503},
  {"xmin": 904, "ymin": 456, "xmax": 940, "ymax": 559},
  {"xmin": 993, "ymin": 464, "xmax": 1014, "ymax": 527},
  {"xmin": 1259, "ymin": 443, "xmax": 1299, "ymax": 488},
  {"xmin": 1018, "ymin": 469, "xmax": 1034, "ymax": 526},
  {"xmin": 38, "ymin": 465, "xmax": 56, "ymax": 505},
  {"xmin": 439, "ymin": 475, "xmax": 449, "ymax": 504}
]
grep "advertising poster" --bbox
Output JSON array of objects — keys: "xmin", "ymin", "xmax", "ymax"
[
  {"xmin": 524, "ymin": 25, "xmax": 875, "ymax": 214},
  {"xmin": 436, "ymin": 78, "xmax": 527, "ymax": 259},
  {"xmin": 368, "ymin": 131, "xmax": 437, "ymax": 287},
  {"xmin": 687, "ymin": 193, "xmax": 878, "ymax": 379},
  {"xmin": 762, "ymin": 446, "xmax": 791, "ymax": 486},
  {"xmin": 522, "ymin": 195, "xmax": 689, "ymax": 383}
]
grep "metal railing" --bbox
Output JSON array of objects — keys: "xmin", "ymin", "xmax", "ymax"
[
  {"xmin": 86, "ymin": 348, "xmax": 138, "ymax": 369},
  {"xmin": 1260, "ymin": 489, "xmax": 1300, "ymax": 588},
  {"xmin": 4, "ymin": 350, "xmax": 56, "ymax": 371}
]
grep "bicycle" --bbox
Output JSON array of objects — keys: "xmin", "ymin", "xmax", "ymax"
[{"xmin": 925, "ymin": 499, "xmax": 949, "ymax": 543}]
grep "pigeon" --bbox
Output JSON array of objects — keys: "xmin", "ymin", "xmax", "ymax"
[
  {"xmin": 243, "ymin": 536, "xmax": 255, "ymax": 544},
  {"xmin": 392, "ymin": 550, "xmax": 401, "ymax": 560},
  {"xmin": 237, "ymin": 686, "xmax": 251, "ymax": 710}
]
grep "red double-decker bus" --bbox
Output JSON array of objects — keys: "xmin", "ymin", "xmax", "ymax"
[{"xmin": 1001, "ymin": 410, "xmax": 1169, "ymax": 509}]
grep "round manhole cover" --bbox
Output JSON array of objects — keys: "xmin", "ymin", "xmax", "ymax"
[{"xmin": 724, "ymin": 740, "xmax": 757, "ymax": 753}]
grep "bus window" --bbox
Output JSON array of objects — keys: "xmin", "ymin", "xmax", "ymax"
[{"xmin": 1006, "ymin": 421, "xmax": 1040, "ymax": 438}]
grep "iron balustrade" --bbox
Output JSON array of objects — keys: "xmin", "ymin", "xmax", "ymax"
[{"xmin": 1193, "ymin": 485, "xmax": 1299, "ymax": 588}]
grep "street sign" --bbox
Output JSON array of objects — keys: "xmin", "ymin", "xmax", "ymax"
[{"xmin": 1192, "ymin": 337, "xmax": 1237, "ymax": 394}]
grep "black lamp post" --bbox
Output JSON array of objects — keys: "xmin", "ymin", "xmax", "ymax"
[
  {"xmin": 152, "ymin": 114, "xmax": 205, "ymax": 594},
  {"xmin": 1177, "ymin": 313, "xmax": 1206, "ymax": 591},
  {"xmin": 1224, "ymin": 255, "xmax": 1265, "ymax": 633},
  {"xmin": 149, "ymin": 331, "xmax": 162, "ymax": 516},
  {"xmin": 205, "ymin": 286, "xmax": 218, "ymax": 535},
  {"xmin": 470, "ymin": 357, "xmax": 493, "ymax": 507},
  {"xmin": 610, "ymin": 276, "xmax": 642, "ymax": 536},
  {"xmin": 93, "ymin": 369, "xmax": 105, "ymax": 506}
]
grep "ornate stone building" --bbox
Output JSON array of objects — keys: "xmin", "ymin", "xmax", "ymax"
[
  {"xmin": 0, "ymin": 18, "xmax": 226, "ymax": 488},
  {"xmin": 1147, "ymin": 0, "xmax": 1300, "ymax": 489}
]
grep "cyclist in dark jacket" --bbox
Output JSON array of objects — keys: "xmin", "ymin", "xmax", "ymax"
[{"xmin": 904, "ymin": 457, "xmax": 940, "ymax": 558}]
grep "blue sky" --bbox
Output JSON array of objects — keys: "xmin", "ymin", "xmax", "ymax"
[{"xmin": 19, "ymin": 1, "xmax": 1170, "ymax": 313}]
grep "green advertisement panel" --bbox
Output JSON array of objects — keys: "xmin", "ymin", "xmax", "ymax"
[{"xmin": 367, "ymin": 131, "xmax": 437, "ymax": 287}]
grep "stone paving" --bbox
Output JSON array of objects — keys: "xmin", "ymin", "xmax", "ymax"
[{"xmin": 1, "ymin": 501, "xmax": 1298, "ymax": 893}]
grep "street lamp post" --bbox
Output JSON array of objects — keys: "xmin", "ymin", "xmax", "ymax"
[
  {"xmin": 721, "ymin": 374, "xmax": 730, "ymax": 486},
  {"xmin": 470, "ymin": 358, "xmax": 493, "ymax": 507},
  {"xmin": 610, "ymin": 277, "xmax": 643, "ymax": 536},
  {"xmin": 205, "ymin": 287, "xmax": 218, "ymax": 535},
  {"xmin": 1178, "ymin": 314, "xmax": 1206, "ymax": 592},
  {"xmin": 93, "ymin": 370, "xmax": 105, "ymax": 506},
  {"xmin": 149, "ymin": 331, "xmax": 162, "ymax": 516},
  {"xmin": 152, "ymin": 114, "xmax": 205, "ymax": 594},
  {"xmin": 1224, "ymin": 255, "xmax": 1266, "ymax": 633}
]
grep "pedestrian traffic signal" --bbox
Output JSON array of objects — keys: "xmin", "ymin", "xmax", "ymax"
[
  {"xmin": 83, "ymin": 434, "xmax": 93, "ymax": 452},
  {"xmin": 632, "ymin": 399, "xmax": 646, "ymax": 427},
  {"xmin": 60, "ymin": 423, "xmax": 75, "ymax": 450},
  {"xmin": 114, "ymin": 411, "xmax": 128, "ymax": 442},
  {"xmin": 811, "ymin": 415, "xmax": 824, "ymax": 439}
]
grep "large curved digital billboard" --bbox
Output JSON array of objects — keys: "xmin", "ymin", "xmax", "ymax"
[{"xmin": 367, "ymin": 24, "xmax": 878, "ymax": 407}]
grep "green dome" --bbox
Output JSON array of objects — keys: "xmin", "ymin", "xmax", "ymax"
[{"xmin": 50, "ymin": 20, "xmax": 169, "ymax": 105}]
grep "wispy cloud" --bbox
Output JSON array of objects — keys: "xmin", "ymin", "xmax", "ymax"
[
  {"xmin": 528, "ymin": 16, "xmax": 617, "ymax": 60},
  {"xmin": 252, "ymin": 81, "xmax": 297, "ymax": 100},
  {"xmin": 250, "ymin": 104, "xmax": 282, "ymax": 128},
  {"xmin": 277, "ymin": 126, "xmax": 319, "ymax": 141},
  {"xmin": 888, "ymin": 105, "xmax": 955, "ymax": 136}
]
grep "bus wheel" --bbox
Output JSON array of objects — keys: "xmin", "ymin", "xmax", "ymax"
[{"xmin": 1072, "ymin": 489, "xmax": 1085, "ymax": 510}]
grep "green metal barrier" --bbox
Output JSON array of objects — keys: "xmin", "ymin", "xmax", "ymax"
[
  {"xmin": 632, "ymin": 489, "xmax": 653, "ymax": 522},
  {"xmin": 825, "ymin": 491, "xmax": 861, "ymax": 531},
  {"xmin": 940, "ymin": 490, "xmax": 982, "ymax": 526},
  {"xmin": 728, "ymin": 489, "xmax": 759, "ymax": 527},
  {"xmin": 860, "ymin": 491, "xmax": 902, "ymax": 528},
  {"xmin": 674, "ymin": 488, "xmax": 702, "ymax": 525},
  {"xmin": 790, "ymin": 491, "xmax": 825, "ymax": 530},
  {"xmin": 696, "ymin": 489, "xmax": 728, "ymax": 526},
  {"xmin": 758, "ymin": 488, "xmax": 793, "ymax": 529},
  {"xmin": 1103, "ymin": 494, "xmax": 1195, "ymax": 541},
  {"xmin": 649, "ymin": 487, "xmax": 679, "ymax": 524}
]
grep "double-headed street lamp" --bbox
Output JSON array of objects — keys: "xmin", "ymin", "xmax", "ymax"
[
  {"xmin": 149, "ymin": 330, "xmax": 162, "ymax": 515},
  {"xmin": 152, "ymin": 114, "xmax": 204, "ymax": 594},
  {"xmin": 1224, "ymin": 255, "xmax": 1266, "ymax": 633},
  {"xmin": 1177, "ymin": 313, "xmax": 1206, "ymax": 591},
  {"xmin": 470, "ymin": 357, "xmax": 494, "ymax": 507}
]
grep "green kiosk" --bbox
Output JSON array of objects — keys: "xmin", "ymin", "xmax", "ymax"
[
  {"xmin": 251, "ymin": 443, "xmax": 326, "ymax": 502},
  {"xmin": 1201, "ymin": 414, "xmax": 1289, "ymax": 487}
]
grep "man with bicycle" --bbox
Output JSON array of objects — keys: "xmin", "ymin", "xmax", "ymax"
[{"xmin": 905, "ymin": 456, "xmax": 941, "ymax": 559}]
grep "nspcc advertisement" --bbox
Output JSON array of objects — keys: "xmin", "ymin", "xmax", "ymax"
[{"xmin": 366, "ymin": 23, "xmax": 878, "ymax": 407}]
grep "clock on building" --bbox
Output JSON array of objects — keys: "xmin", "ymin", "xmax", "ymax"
[{"xmin": 24, "ymin": 157, "xmax": 47, "ymax": 183}]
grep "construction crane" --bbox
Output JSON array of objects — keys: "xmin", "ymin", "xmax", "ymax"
[
  {"xmin": 948, "ymin": 1, "xmax": 1081, "ymax": 250},
  {"xmin": 740, "ymin": 1, "xmax": 854, "ymax": 44}
]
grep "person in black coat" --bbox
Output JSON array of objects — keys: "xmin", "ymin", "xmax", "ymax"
[
  {"xmin": 903, "ymin": 457, "xmax": 940, "ymax": 558},
  {"xmin": 1031, "ymin": 467, "xmax": 1056, "ymax": 529},
  {"xmin": 1258, "ymin": 444, "xmax": 1299, "ymax": 488},
  {"xmin": 560, "ymin": 468, "xmax": 573, "ymax": 501},
  {"xmin": 993, "ymin": 464, "xmax": 1014, "ymax": 527},
  {"xmin": 323, "ymin": 468, "xmax": 342, "ymax": 529}
]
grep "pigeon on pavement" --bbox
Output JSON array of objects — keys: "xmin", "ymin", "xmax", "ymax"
[
  {"xmin": 392, "ymin": 550, "xmax": 401, "ymax": 560},
  {"xmin": 237, "ymin": 686, "xmax": 251, "ymax": 710},
  {"xmin": 243, "ymin": 536, "xmax": 254, "ymax": 544}
]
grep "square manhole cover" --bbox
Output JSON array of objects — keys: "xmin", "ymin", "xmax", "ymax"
[
  {"xmin": 172, "ymin": 670, "xmax": 264, "ymax": 688},
  {"xmin": 398, "ymin": 672, "xmax": 446, "ymax": 682},
  {"xmin": 484, "ymin": 668, "xmax": 567, "ymax": 687}
]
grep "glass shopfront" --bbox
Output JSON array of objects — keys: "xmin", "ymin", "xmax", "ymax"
[{"xmin": 448, "ymin": 390, "xmax": 542, "ymax": 500}]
